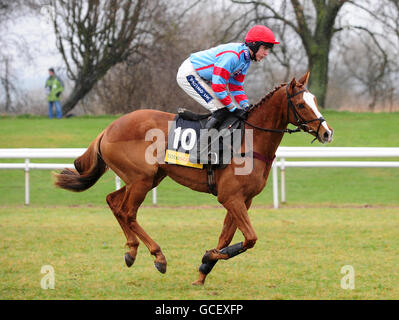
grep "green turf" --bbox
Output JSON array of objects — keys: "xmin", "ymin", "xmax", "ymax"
[
  {"xmin": 282, "ymin": 111, "xmax": 399, "ymax": 147},
  {"xmin": 1, "ymin": 111, "xmax": 398, "ymax": 148},
  {"xmin": 0, "ymin": 205, "xmax": 398, "ymax": 299}
]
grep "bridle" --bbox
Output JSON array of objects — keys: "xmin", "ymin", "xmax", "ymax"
[
  {"xmin": 285, "ymin": 85, "xmax": 326, "ymax": 142},
  {"xmin": 244, "ymin": 84, "xmax": 326, "ymax": 142}
]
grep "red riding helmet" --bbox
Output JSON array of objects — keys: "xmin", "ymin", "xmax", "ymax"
[
  {"xmin": 245, "ymin": 25, "xmax": 279, "ymax": 61},
  {"xmin": 245, "ymin": 25, "xmax": 280, "ymax": 44}
]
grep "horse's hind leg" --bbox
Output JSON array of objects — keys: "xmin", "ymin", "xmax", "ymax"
[
  {"xmin": 106, "ymin": 186, "xmax": 140, "ymax": 267},
  {"xmin": 121, "ymin": 181, "xmax": 167, "ymax": 273}
]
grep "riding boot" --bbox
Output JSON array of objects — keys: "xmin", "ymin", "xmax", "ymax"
[
  {"xmin": 205, "ymin": 107, "xmax": 230, "ymax": 130},
  {"xmin": 190, "ymin": 108, "xmax": 229, "ymax": 164},
  {"xmin": 204, "ymin": 115, "xmax": 221, "ymax": 130}
]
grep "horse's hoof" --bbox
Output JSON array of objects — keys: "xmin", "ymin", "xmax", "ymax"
[
  {"xmin": 124, "ymin": 253, "xmax": 135, "ymax": 268},
  {"xmin": 192, "ymin": 272, "xmax": 207, "ymax": 286},
  {"xmin": 154, "ymin": 262, "xmax": 167, "ymax": 274}
]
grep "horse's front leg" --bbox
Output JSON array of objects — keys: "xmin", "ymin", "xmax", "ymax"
[
  {"xmin": 223, "ymin": 198, "xmax": 257, "ymax": 249},
  {"xmin": 192, "ymin": 199, "xmax": 253, "ymax": 285}
]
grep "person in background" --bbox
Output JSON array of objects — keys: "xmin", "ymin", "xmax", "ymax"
[{"xmin": 45, "ymin": 68, "xmax": 64, "ymax": 119}]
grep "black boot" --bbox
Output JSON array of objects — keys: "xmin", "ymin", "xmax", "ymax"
[
  {"xmin": 204, "ymin": 115, "xmax": 221, "ymax": 130},
  {"xmin": 204, "ymin": 108, "xmax": 230, "ymax": 130},
  {"xmin": 200, "ymin": 116, "xmax": 220, "ymax": 164},
  {"xmin": 190, "ymin": 108, "xmax": 229, "ymax": 164},
  {"xmin": 232, "ymin": 107, "xmax": 248, "ymax": 120}
]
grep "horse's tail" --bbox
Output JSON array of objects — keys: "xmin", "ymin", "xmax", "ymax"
[{"xmin": 54, "ymin": 130, "xmax": 107, "ymax": 192}]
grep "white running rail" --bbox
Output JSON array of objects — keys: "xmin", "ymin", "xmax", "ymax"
[
  {"xmin": 273, "ymin": 147, "xmax": 399, "ymax": 208},
  {"xmin": 1, "ymin": 147, "xmax": 398, "ymax": 207},
  {"xmin": 0, "ymin": 148, "xmax": 124, "ymax": 205}
]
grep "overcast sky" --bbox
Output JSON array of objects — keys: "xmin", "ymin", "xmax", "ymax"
[{"xmin": 7, "ymin": 10, "xmax": 63, "ymax": 91}]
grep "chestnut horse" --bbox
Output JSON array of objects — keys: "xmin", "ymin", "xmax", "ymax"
[{"xmin": 54, "ymin": 72, "xmax": 333, "ymax": 285}]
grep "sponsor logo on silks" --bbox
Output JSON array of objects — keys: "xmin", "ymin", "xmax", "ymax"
[
  {"xmin": 232, "ymin": 69, "xmax": 242, "ymax": 77},
  {"xmin": 186, "ymin": 75, "xmax": 213, "ymax": 103},
  {"xmin": 244, "ymin": 49, "xmax": 250, "ymax": 62}
]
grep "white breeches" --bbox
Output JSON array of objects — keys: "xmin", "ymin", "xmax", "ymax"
[{"xmin": 176, "ymin": 58, "xmax": 226, "ymax": 113}]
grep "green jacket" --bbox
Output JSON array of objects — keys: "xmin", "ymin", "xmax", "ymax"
[{"xmin": 45, "ymin": 76, "xmax": 64, "ymax": 102}]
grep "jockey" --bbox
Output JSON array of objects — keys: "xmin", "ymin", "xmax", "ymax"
[{"xmin": 176, "ymin": 25, "xmax": 279, "ymax": 130}]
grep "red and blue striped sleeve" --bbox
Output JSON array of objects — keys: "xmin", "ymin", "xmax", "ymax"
[
  {"xmin": 228, "ymin": 64, "xmax": 250, "ymax": 108},
  {"xmin": 211, "ymin": 52, "xmax": 238, "ymax": 111}
]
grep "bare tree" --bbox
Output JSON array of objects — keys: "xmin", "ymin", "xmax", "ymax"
[
  {"xmin": 0, "ymin": 57, "xmax": 15, "ymax": 112},
  {"xmin": 0, "ymin": 0, "xmax": 23, "ymax": 20},
  {"xmin": 93, "ymin": 0, "xmax": 219, "ymax": 114},
  {"xmin": 44, "ymin": 0, "xmax": 159, "ymax": 116},
  {"xmin": 324, "ymin": 0, "xmax": 399, "ymax": 111},
  {"xmin": 0, "ymin": 0, "xmax": 34, "ymax": 113},
  {"xmin": 361, "ymin": 0, "xmax": 399, "ymax": 110},
  {"xmin": 229, "ymin": 0, "xmax": 352, "ymax": 108},
  {"xmin": 336, "ymin": 29, "xmax": 390, "ymax": 110}
]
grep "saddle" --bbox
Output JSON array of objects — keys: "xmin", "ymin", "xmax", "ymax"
[
  {"xmin": 177, "ymin": 108, "xmax": 211, "ymax": 122},
  {"xmin": 164, "ymin": 108, "xmax": 246, "ymax": 196}
]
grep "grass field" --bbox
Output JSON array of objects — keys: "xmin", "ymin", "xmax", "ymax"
[
  {"xmin": 1, "ymin": 205, "xmax": 399, "ymax": 300},
  {"xmin": 0, "ymin": 112, "xmax": 399, "ymax": 300}
]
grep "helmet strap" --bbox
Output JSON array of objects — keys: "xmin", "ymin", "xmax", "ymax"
[
  {"xmin": 245, "ymin": 42, "xmax": 261, "ymax": 61},
  {"xmin": 246, "ymin": 41, "xmax": 274, "ymax": 61}
]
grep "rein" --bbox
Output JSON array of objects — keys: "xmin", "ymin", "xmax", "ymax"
[
  {"xmin": 243, "ymin": 120, "xmax": 301, "ymax": 134},
  {"xmin": 243, "ymin": 85, "xmax": 325, "ymax": 142}
]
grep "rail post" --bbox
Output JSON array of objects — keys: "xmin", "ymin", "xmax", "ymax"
[
  {"xmin": 115, "ymin": 175, "xmax": 121, "ymax": 190},
  {"xmin": 281, "ymin": 157, "xmax": 286, "ymax": 203},
  {"xmin": 272, "ymin": 159, "xmax": 279, "ymax": 209},
  {"xmin": 152, "ymin": 188, "xmax": 157, "ymax": 205},
  {"xmin": 24, "ymin": 158, "xmax": 30, "ymax": 205}
]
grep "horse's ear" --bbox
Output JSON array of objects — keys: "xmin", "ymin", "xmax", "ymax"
[
  {"xmin": 299, "ymin": 71, "xmax": 310, "ymax": 86},
  {"xmin": 288, "ymin": 77, "xmax": 297, "ymax": 95}
]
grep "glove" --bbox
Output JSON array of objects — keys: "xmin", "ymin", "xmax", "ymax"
[
  {"xmin": 241, "ymin": 102, "xmax": 250, "ymax": 110},
  {"xmin": 56, "ymin": 92, "xmax": 61, "ymax": 98},
  {"xmin": 242, "ymin": 103, "xmax": 253, "ymax": 111},
  {"xmin": 232, "ymin": 108, "xmax": 248, "ymax": 120}
]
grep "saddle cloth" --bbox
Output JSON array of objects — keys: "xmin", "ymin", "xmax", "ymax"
[{"xmin": 164, "ymin": 109, "xmax": 243, "ymax": 169}]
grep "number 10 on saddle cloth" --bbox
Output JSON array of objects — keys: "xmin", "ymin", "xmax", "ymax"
[{"xmin": 164, "ymin": 115, "xmax": 247, "ymax": 169}]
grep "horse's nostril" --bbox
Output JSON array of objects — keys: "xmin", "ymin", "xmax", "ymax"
[{"xmin": 323, "ymin": 131, "xmax": 330, "ymax": 140}]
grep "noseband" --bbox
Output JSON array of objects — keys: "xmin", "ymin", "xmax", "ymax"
[{"xmin": 244, "ymin": 85, "xmax": 326, "ymax": 142}]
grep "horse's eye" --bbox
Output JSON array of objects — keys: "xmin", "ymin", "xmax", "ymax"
[{"xmin": 297, "ymin": 103, "xmax": 305, "ymax": 109}]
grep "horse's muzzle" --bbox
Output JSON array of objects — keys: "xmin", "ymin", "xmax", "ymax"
[{"xmin": 321, "ymin": 127, "xmax": 334, "ymax": 144}]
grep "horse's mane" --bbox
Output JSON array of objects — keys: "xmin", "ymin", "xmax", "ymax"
[{"xmin": 251, "ymin": 82, "xmax": 287, "ymax": 112}]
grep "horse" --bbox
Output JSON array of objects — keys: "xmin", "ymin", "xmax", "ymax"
[{"xmin": 54, "ymin": 71, "xmax": 333, "ymax": 285}]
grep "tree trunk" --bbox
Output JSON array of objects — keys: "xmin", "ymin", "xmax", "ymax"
[
  {"xmin": 308, "ymin": 43, "xmax": 330, "ymax": 108},
  {"xmin": 290, "ymin": 0, "xmax": 346, "ymax": 108},
  {"xmin": 4, "ymin": 59, "xmax": 11, "ymax": 113},
  {"xmin": 1, "ymin": 58, "xmax": 12, "ymax": 113},
  {"xmin": 62, "ymin": 81, "xmax": 95, "ymax": 116}
]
